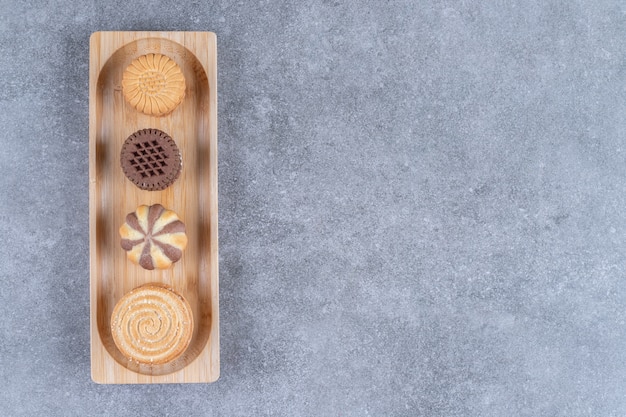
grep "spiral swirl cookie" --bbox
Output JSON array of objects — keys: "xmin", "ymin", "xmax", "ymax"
[
  {"xmin": 119, "ymin": 204, "xmax": 188, "ymax": 270},
  {"xmin": 122, "ymin": 53, "xmax": 186, "ymax": 116},
  {"xmin": 120, "ymin": 128, "xmax": 182, "ymax": 191},
  {"xmin": 111, "ymin": 284, "xmax": 194, "ymax": 365}
]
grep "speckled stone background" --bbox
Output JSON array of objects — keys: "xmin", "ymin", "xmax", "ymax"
[{"xmin": 1, "ymin": 0, "xmax": 625, "ymax": 416}]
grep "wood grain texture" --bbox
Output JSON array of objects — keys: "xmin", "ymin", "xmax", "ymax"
[{"xmin": 89, "ymin": 31, "xmax": 219, "ymax": 384}]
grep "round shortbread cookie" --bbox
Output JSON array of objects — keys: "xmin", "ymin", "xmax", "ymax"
[
  {"xmin": 122, "ymin": 53, "xmax": 186, "ymax": 116},
  {"xmin": 111, "ymin": 284, "xmax": 193, "ymax": 365}
]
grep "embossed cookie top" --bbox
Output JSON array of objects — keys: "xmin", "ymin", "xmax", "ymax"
[
  {"xmin": 120, "ymin": 128, "xmax": 182, "ymax": 191},
  {"xmin": 122, "ymin": 53, "xmax": 186, "ymax": 116},
  {"xmin": 110, "ymin": 284, "xmax": 193, "ymax": 365}
]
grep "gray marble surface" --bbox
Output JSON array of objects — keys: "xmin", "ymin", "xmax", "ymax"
[{"xmin": 1, "ymin": 0, "xmax": 625, "ymax": 415}]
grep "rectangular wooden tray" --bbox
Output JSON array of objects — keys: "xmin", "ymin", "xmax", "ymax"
[{"xmin": 89, "ymin": 31, "xmax": 219, "ymax": 383}]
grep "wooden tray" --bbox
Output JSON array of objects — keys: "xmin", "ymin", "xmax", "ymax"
[{"xmin": 89, "ymin": 31, "xmax": 219, "ymax": 384}]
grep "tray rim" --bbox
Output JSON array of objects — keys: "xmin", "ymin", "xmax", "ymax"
[{"xmin": 88, "ymin": 31, "xmax": 219, "ymax": 384}]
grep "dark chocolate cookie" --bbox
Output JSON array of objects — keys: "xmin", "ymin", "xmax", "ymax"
[{"xmin": 120, "ymin": 128, "xmax": 182, "ymax": 191}]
